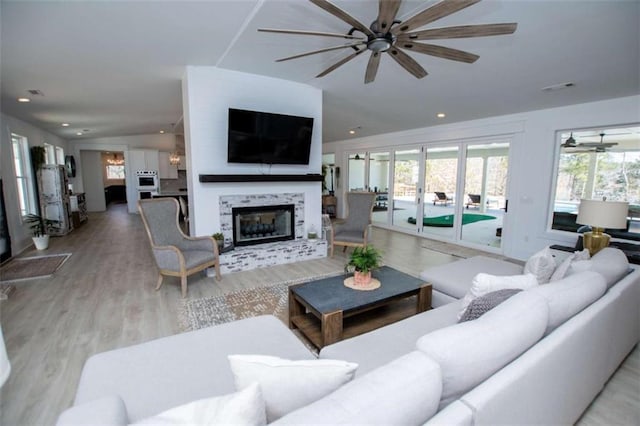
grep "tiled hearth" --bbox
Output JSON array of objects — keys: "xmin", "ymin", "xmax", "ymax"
[{"xmin": 208, "ymin": 193, "xmax": 327, "ymax": 274}]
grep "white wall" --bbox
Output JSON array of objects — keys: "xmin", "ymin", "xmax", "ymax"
[
  {"xmin": 182, "ymin": 67, "xmax": 323, "ymax": 237},
  {"xmin": 0, "ymin": 113, "xmax": 69, "ymax": 254},
  {"xmin": 324, "ymin": 95, "xmax": 640, "ymax": 260},
  {"xmin": 80, "ymin": 151, "xmax": 107, "ymax": 212}
]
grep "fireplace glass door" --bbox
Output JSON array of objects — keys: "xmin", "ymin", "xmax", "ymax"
[{"xmin": 232, "ymin": 204, "xmax": 295, "ymax": 246}]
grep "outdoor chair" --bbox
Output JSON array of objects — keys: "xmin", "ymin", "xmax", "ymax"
[
  {"xmin": 466, "ymin": 194, "xmax": 481, "ymax": 209},
  {"xmin": 433, "ymin": 192, "xmax": 453, "ymax": 206},
  {"xmin": 330, "ymin": 191, "xmax": 376, "ymax": 257},
  {"xmin": 138, "ymin": 198, "xmax": 221, "ymax": 298}
]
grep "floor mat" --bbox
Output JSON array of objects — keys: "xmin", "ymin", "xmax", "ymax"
[{"xmin": 0, "ymin": 253, "xmax": 71, "ymax": 283}]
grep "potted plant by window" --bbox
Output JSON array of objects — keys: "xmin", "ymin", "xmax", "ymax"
[
  {"xmin": 24, "ymin": 214, "xmax": 58, "ymax": 250},
  {"xmin": 346, "ymin": 245, "xmax": 382, "ymax": 287},
  {"xmin": 212, "ymin": 232, "xmax": 224, "ymax": 251}
]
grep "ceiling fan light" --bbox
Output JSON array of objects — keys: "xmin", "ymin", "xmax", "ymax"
[{"xmin": 368, "ymin": 37, "xmax": 392, "ymax": 52}]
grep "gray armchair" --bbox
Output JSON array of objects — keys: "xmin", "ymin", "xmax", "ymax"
[
  {"xmin": 138, "ymin": 198, "xmax": 221, "ymax": 298},
  {"xmin": 330, "ymin": 192, "xmax": 376, "ymax": 257}
]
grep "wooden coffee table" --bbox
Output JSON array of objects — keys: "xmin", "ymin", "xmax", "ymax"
[{"xmin": 288, "ymin": 266, "xmax": 432, "ymax": 349}]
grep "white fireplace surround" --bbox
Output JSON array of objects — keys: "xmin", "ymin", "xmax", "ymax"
[{"xmin": 219, "ymin": 193, "xmax": 305, "ymax": 247}]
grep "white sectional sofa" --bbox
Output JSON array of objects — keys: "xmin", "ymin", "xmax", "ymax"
[{"xmin": 57, "ymin": 248, "xmax": 640, "ymax": 425}]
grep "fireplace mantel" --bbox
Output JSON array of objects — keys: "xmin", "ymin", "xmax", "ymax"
[{"xmin": 199, "ymin": 174, "xmax": 323, "ymax": 183}]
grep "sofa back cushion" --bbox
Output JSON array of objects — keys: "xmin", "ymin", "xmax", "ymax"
[
  {"xmin": 416, "ymin": 291, "xmax": 549, "ymax": 408},
  {"xmin": 568, "ymin": 247, "xmax": 629, "ymax": 288},
  {"xmin": 530, "ymin": 271, "xmax": 607, "ymax": 334},
  {"xmin": 272, "ymin": 351, "xmax": 442, "ymax": 425}
]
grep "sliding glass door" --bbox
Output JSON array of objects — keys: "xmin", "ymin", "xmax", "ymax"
[
  {"xmin": 392, "ymin": 149, "xmax": 420, "ymax": 229},
  {"xmin": 423, "ymin": 146, "xmax": 459, "ymax": 240},
  {"xmin": 369, "ymin": 152, "xmax": 390, "ymax": 226},
  {"xmin": 461, "ymin": 142, "xmax": 510, "ymax": 248}
]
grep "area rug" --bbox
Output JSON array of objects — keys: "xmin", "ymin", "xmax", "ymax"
[
  {"xmin": 0, "ymin": 253, "xmax": 71, "ymax": 283},
  {"xmin": 408, "ymin": 213, "xmax": 496, "ymax": 227},
  {"xmin": 179, "ymin": 270, "xmax": 346, "ymax": 333}
]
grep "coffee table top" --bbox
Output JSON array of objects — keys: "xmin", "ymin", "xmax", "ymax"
[{"xmin": 290, "ymin": 266, "xmax": 426, "ymax": 314}]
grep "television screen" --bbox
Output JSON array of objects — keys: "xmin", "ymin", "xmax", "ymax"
[{"xmin": 228, "ymin": 108, "xmax": 314, "ymax": 165}]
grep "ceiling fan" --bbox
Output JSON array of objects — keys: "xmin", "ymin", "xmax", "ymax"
[
  {"xmin": 562, "ymin": 132, "xmax": 618, "ymax": 152},
  {"xmin": 259, "ymin": 0, "xmax": 518, "ymax": 84}
]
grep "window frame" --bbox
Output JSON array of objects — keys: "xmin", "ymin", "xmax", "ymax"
[
  {"xmin": 11, "ymin": 133, "xmax": 37, "ymax": 217},
  {"xmin": 548, "ymin": 124, "xmax": 640, "ymax": 241}
]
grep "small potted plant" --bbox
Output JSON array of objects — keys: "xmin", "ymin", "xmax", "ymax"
[
  {"xmin": 346, "ymin": 245, "xmax": 382, "ymax": 287},
  {"xmin": 212, "ymin": 232, "xmax": 224, "ymax": 250},
  {"xmin": 24, "ymin": 214, "xmax": 58, "ymax": 250}
]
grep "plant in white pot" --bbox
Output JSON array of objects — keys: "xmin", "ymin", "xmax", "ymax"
[
  {"xmin": 24, "ymin": 214, "xmax": 58, "ymax": 250},
  {"xmin": 346, "ymin": 245, "xmax": 382, "ymax": 287}
]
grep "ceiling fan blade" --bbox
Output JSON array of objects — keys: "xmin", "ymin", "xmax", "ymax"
[
  {"xmin": 377, "ymin": 0, "xmax": 402, "ymax": 32},
  {"xmin": 392, "ymin": 0, "xmax": 481, "ymax": 35},
  {"xmin": 398, "ymin": 23, "xmax": 517, "ymax": 41},
  {"xmin": 365, "ymin": 52, "xmax": 382, "ymax": 84},
  {"xmin": 399, "ymin": 42, "xmax": 479, "ymax": 63},
  {"xmin": 387, "ymin": 48, "xmax": 428, "ymax": 79},
  {"xmin": 258, "ymin": 28, "xmax": 365, "ymax": 40},
  {"xmin": 275, "ymin": 42, "xmax": 365, "ymax": 62},
  {"xmin": 316, "ymin": 48, "xmax": 367, "ymax": 78},
  {"xmin": 309, "ymin": 0, "xmax": 374, "ymax": 36},
  {"xmin": 577, "ymin": 142, "xmax": 618, "ymax": 148}
]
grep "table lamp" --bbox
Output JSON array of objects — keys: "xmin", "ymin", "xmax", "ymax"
[{"xmin": 576, "ymin": 198, "xmax": 629, "ymax": 255}]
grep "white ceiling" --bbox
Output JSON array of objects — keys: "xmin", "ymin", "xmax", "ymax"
[{"xmin": 1, "ymin": 0, "xmax": 639, "ymax": 143}]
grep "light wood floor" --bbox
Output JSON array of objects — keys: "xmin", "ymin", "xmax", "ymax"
[{"xmin": 0, "ymin": 203, "xmax": 637, "ymax": 425}]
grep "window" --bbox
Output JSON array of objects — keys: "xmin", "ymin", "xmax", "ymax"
[
  {"xmin": 106, "ymin": 165, "xmax": 125, "ymax": 180},
  {"xmin": 11, "ymin": 134, "xmax": 36, "ymax": 217},
  {"xmin": 44, "ymin": 143, "xmax": 56, "ymax": 165},
  {"xmin": 56, "ymin": 147, "xmax": 65, "ymax": 165},
  {"xmin": 551, "ymin": 125, "xmax": 640, "ymax": 240}
]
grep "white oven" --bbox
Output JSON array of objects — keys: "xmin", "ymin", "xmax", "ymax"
[{"xmin": 136, "ymin": 170, "xmax": 158, "ymax": 190}]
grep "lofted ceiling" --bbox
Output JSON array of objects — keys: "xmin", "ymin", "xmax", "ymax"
[{"xmin": 1, "ymin": 0, "xmax": 639, "ymax": 143}]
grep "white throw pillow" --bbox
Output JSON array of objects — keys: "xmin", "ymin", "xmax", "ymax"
[
  {"xmin": 272, "ymin": 351, "xmax": 442, "ymax": 426},
  {"xmin": 132, "ymin": 382, "xmax": 266, "ymax": 426},
  {"xmin": 458, "ymin": 273, "xmax": 539, "ymax": 319},
  {"xmin": 549, "ymin": 249, "xmax": 590, "ymax": 282},
  {"xmin": 228, "ymin": 355, "xmax": 358, "ymax": 422},
  {"xmin": 524, "ymin": 246, "xmax": 557, "ymax": 283}
]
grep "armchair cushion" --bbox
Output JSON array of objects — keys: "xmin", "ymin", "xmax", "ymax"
[{"xmin": 333, "ymin": 230, "xmax": 366, "ymax": 244}]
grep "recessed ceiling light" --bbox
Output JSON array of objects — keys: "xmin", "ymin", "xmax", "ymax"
[
  {"xmin": 76, "ymin": 132, "xmax": 83, "ymax": 136},
  {"xmin": 160, "ymin": 130, "xmax": 165, "ymax": 134},
  {"xmin": 349, "ymin": 130, "xmax": 356, "ymax": 135},
  {"xmin": 17, "ymin": 97, "xmax": 31, "ymax": 103},
  {"xmin": 61, "ymin": 123, "xmax": 70, "ymax": 127},
  {"xmin": 436, "ymin": 113, "xmax": 446, "ymax": 118}
]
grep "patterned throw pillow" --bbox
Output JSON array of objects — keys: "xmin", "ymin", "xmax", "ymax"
[{"xmin": 459, "ymin": 288, "xmax": 523, "ymax": 322}]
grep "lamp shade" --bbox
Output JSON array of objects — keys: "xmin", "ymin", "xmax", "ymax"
[{"xmin": 576, "ymin": 199, "xmax": 629, "ymax": 229}]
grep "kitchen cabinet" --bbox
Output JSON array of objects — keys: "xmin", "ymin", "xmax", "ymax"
[
  {"xmin": 128, "ymin": 149, "xmax": 159, "ymax": 172},
  {"xmin": 158, "ymin": 152, "xmax": 178, "ymax": 179}
]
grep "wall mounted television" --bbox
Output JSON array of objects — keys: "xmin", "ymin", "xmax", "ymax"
[{"xmin": 227, "ymin": 108, "xmax": 314, "ymax": 165}]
